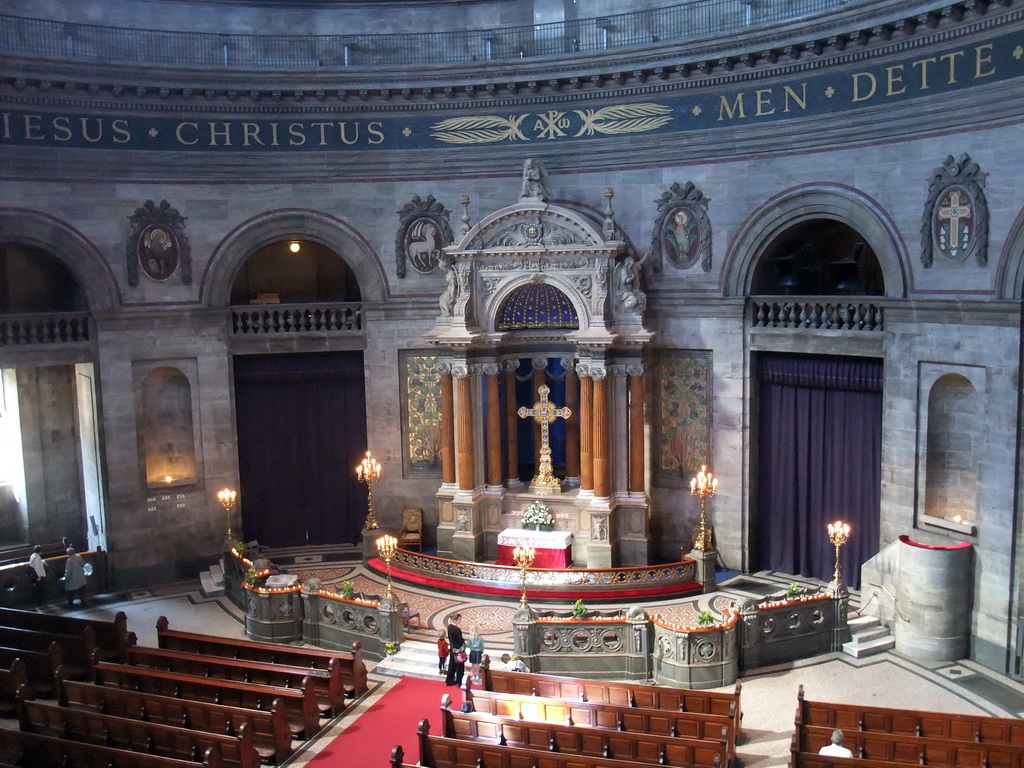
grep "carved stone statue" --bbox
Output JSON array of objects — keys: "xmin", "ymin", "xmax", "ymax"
[
  {"xmin": 614, "ymin": 256, "xmax": 647, "ymax": 313},
  {"xmin": 439, "ymin": 256, "xmax": 458, "ymax": 315},
  {"xmin": 519, "ymin": 158, "xmax": 550, "ymax": 202}
]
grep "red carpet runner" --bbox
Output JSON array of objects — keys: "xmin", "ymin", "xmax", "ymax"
[{"xmin": 304, "ymin": 675, "xmax": 464, "ymax": 767}]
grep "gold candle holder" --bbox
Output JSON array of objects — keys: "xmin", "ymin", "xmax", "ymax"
[
  {"xmin": 376, "ymin": 534, "xmax": 398, "ymax": 600},
  {"xmin": 827, "ymin": 520, "xmax": 851, "ymax": 584},
  {"xmin": 217, "ymin": 488, "xmax": 237, "ymax": 540},
  {"xmin": 356, "ymin": 451, "xmax": 382, "ymax": 530},
  {"xmin": 689, "ymin": 465, "xmax": 718, "ymax": 551},
  {"xmin": 513, "ymin": 545, "xmax": 535, "ymax": 609}
]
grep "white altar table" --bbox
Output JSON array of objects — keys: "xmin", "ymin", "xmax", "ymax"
[{"xmin": 497, "ymin": 528, "xmax": 573, "ymax": 568}]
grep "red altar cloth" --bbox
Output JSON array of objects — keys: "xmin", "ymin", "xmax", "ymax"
[{"xmin": 496, "ymin": 528, "xmax": 573, "ymax": 568}]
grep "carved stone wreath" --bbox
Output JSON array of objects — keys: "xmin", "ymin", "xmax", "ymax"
[
  {"xmin": 395, "ymin": 195, "xmax": 454, "ymax": 278},
  {"xmin": 920, "ymin": 153, "xmax": 988, "ymax": 268},
  {"xmin": 126, "ymin": 199, "xmax": 192, "ymax": 287},
  {"xmin": 649, "ymin": 181, "xmax": 712, "ymax": 273}
]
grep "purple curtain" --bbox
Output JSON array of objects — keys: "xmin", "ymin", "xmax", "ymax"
[
  {"xmin": 755, "ymin": 354, "xmax": 882, "ymax": 588},
  {"xmin": 233, "ymin": 352, "xmax": 367, "ymax": 547}
]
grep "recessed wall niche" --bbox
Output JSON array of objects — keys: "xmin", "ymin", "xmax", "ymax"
[
  {"xmin": 137, "ymin": 364, "xmax": 199, "ymax": 488},
  {"xmin": 917, "ymin": 363, "xmax": 984, "ymax": 535}
]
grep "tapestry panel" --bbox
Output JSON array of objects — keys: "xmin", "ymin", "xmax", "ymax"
[
  {"xmin": 654, "ymin": 350, "xmax": 712, "ymax": 488},
  {"xmin": 400, "ymin": 350, "xmax": 443, "ymax": 477}
]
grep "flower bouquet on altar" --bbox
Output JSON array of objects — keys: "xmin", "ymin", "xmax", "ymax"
[{"xmin": 522, "ymin": 500, "xmax": 554, "ymax": 531}]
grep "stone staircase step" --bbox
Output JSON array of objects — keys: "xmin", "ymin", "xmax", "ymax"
[
  {"xmin": 843, "ymin": 634, "xmax": 895, "ymax": 658},
  {"xmin": 851, "ymin": 626, "xmax": 891, "ymax": 644},
  {"xmin": 847, "ymin": 614, "xmax": 880, "ymax": 630},
  {"xmin": 198, "ymin": 570, "xmax": 225, "ymax": 598}
]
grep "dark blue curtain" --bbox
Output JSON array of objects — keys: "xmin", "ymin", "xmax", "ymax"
[
  {"xmin": 755, "ymin": 354, "xmax": 882, "ymax": 588},
  {"xmin": 233, "ymin": 352, "xmax": 367, "ymax": 547},
  {"xmin": 514, "ymin": 357, "xmax": 570, "ymax": 480}
]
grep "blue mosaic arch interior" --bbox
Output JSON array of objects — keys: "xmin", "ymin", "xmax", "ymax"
[{"xmin": 496, "ymin": 282, "xmax": 579, "ymax": 331}]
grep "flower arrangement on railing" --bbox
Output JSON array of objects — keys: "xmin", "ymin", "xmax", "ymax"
[
  {"xmin": 571, "ymin": 598, "xmax": 588, "ymax": 619},
  {"xmin": 522, "ymin": 500, "xmax": 554, "ymax": 530},
  {"xmin": 652, "ymin": 608, "xmax": 740, "ymax": 633},
  {"xmin": 385, "ymin": 642, "xmax": 399, "ymax": 656},
  {"xmin": 696, "ymin": 608, "xmax": 715, "ymax": 627}
]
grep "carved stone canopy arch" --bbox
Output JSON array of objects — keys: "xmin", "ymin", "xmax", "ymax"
[{"xmin": 427, "ymin": 198, "xmax": 651, "ymax": 345}]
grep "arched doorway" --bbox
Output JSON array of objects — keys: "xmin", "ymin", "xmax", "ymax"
[
  {"xmin": 747, "ymin": 218, "xmax": 885, "ymax": 588},
  {"xmin": 228, "ymin": 237, "xmax": 368, "ymax": 547}
]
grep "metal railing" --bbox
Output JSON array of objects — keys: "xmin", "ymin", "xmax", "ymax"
[{"xmin": 2, "ymin": 1, "xmax": 850, "ymax": 69}]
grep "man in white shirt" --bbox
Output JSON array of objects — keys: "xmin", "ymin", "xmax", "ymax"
[
  {"xmin": 498, "ymin": 653, "xmax": 529, "ymax": 672},
  {"xmin": 28, "ymin": 545, "xmax": 48, "ymax": 601},
  {"xmin": 818, "ymin": 729, "xmax": 854, "ymax": 758}
]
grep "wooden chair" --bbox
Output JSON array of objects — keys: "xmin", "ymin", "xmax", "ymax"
[{"xmin": 398, "ymin": 508, "xmax": 423, "ymax": 552}]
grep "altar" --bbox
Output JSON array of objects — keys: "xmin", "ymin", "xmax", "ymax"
[{"xmin": 496, "ymin": 528, "xmax": 573, "ymax": 569}]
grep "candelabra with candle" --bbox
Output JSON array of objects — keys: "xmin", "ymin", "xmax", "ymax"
[
  {"xmin": 356, "ymin": 451, "xmax": 381, "ymax": 530},
  {"xmin": 376, "ymin": 534, "xmax": 398, "ymax": 600},
  {"xmin": 513, "ymin": 546, "xmax": 535, "ymax": 608},
  {"xmin": 827, "ymin": 520, "xmax": 851, "ymax": 584},
  {"xmin": 217, "ymin": 488, "xmax": 237, "ymax": 540},
  {"xmin": 689, "ymin": 465, "xmax": 718, "ymax": 551}
]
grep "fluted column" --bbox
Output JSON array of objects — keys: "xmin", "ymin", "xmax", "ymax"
[
  {"xmin": 564, "ymin": 362, "xmax": 580, "ymax": 485},
  {"xmin": 484, "ymin": 364, "xmax": 503, "ymax": 489},
  {"xmin": 592, "ymin": 370, "xmax": 610, "ymax": 499},
  {"xmin": 628, "ymin": 364, "xmax": 645, "ymax": 494},
  {"xmin": 579, "ymin": 373, "xmax": 594, "ymax": 494},
  {"xmin": 504, "ymin": 360, "xmax": 519, "ymax": 486},
  {"xmin": 439, "ymin": 366, "xmax": 455, "ymax": 486},
  {"xmin": 454, "ymin": 367, "xmax": 475, "ymax": 492}
]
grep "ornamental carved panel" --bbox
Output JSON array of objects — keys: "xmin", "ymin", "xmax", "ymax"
[{"xmin": 921, "ymin": 153, "xmax": 988, "ymax": 268}]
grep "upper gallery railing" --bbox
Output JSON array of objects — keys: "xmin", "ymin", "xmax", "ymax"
[
  {"xmin": 1, "ymin": 1, "xmax": 851, "ymax": 69},
  {"xmin": 231, "ymin": 302, "xmax": 362, "ymax": 336}
]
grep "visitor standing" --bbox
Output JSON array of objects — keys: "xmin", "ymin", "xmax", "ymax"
[
  {"xmin": 444, "ymin": 613, "xmax": 465, "ymax": 688},
  {"xmin": 467, "ymin": 624, "xmax": 484, "ymax": 683},
  {"xmin": 64, "ymin": 546, "xmax": 88, "ymax": 608},
  {"xmin": 436, "ymin": 627, "xmax": 450, "ymax": 675}
]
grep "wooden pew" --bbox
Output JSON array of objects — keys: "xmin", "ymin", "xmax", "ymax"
[
  {"xmin": 796, "ymin": 684, "xmax": 1024, "ymax": 744},
  {"xmin": 156, "ymin": 617, "xmax": 368, "ymax": 697},
  {"xmin": 440, "ymin": 694, "xmax": 730, "ymax": 768},
  {"xmin": 124, "ymin": 645, "xmax": 345, "ymax": 717},
  {"xmin": 483, "ymin": 664, "xmax": 743, "ymax": 734},
  {"xmin": 0, "ymin": 540, "xmax": 68, "ymax": 569},
  {"xmin": 0, "ymin": 625, "xmax": 95, "ymax": 678},
  {"xmin": 0, "ymin": 726, "xmax": 223, "ymax": 767},
  {"xmin": 0, "ymin": 645, "xmax": 60, "ymax": 698},
  {"xmin": 795, "ymin": 722, "xmax": 1024, "ymax": 767},
  {"xmin": 0, "ymin": 662, "xmax": 28, "ymax": 717},
  {"xmin": 467, "ymin": 686, "xmax": 736, "ymax": 751},
  {"xmin": 59, "ymin": 676, "xmax": 294, "ymax": 765},
  {"xmin": 0, "ymin": 607, "xmax": 135, "ymax": 662},
  {"xmin": 18, "ymin": 691, "xmax": 260, "ymax": 768},
  {"xmin": 412, "ymin": 717, "xmax": 699, "ymax": 768},
  {"xmin": 93, "ymin": 660, "xmax": 324, "ymax": 740}
]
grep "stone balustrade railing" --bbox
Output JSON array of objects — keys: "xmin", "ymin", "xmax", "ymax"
[
  {"xmin": 750, "ymin": 298, "xmax": 886, "ymax": 331},
  {"xmin": 0, "ymin": 312, "xmax": 91, "ymax": 346},
  {"xmin": 230, "ymin": 302, "xmax": 362, "ymax": 335}
]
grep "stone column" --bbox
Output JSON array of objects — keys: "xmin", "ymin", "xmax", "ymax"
[
  {"xmin": 454, "ymin": 366, "xmax": 475, "ymax": 492},
  {"xmin": 628, "ymin": 364, "xmax": 645, "ymax": 495},
  {"xmin": 504, "ymin": 360, "xmax": 520, "ymax": 486},
  {"xmin": 592, "ymin": 370, "xmax": 610, "ymax": 499},
  {"xmin": 484, "ymin": 364, "xmax": 503, "ymax": 489},
  {"xmin": 439, "ymin": 365, "xmax": 456, "ymax": 486},
  {"xmin": 563, "ymin": 360, "xmax": 580, "ymax": 487},
  {"xmin": 579, "ymin": 373, "xmax": 594, "ymax": 495}
]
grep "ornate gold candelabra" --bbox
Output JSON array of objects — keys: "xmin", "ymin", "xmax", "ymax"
[
  {"xmin": 827, "ymin": 520, "xmax": 851, "ymax": 584},
  {"xmin": 356, "ymin": 451, "xmax": 381, "ymax": 530},
  {"xmin": 217, "ymin": 488, "xmax": 237, "ymax": 539},
  {"xmin": 513, "ymin": 546, "xmax": 535, "ymax": 608},
  {"xmin": 376, "ymin": 534, "xmax": 398, "ymax": 600},
  {"xmin": 690, "ymin": 465, "xmax": 718, "ymax": 551}
]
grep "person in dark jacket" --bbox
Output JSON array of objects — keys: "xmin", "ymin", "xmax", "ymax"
[{"xmin": 444, "ymin": 612, "xmax": 465, "ymax": 687}]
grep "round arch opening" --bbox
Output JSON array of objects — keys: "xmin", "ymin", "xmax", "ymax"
[{"xmin": 229, "ymin": 239, "xmax": 361, "ymax": 305}]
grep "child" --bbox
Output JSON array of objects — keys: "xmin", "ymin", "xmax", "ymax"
[
  {"xmin": 467, "ymin": 624, "xmax": 484, "ymax": 683},
  {"xmin": 436, "ymin": 627, "xmax": 450, "ymax": 674}
]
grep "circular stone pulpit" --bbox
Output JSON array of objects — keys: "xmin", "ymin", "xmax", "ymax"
[{"xmin": 895, "ymin": 535, "xmax": 972, "ymax": 662}]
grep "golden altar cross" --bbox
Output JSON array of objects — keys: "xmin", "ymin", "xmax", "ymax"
[{"xmin": 518, "ymin": 384, "xmax": 572, "ymax": 492}]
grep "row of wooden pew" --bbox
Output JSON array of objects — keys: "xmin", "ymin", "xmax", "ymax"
[
  {"xmin": 0, "ymin": 606, "xmax": 369, "ymax": 767},
  {"xmin": 390, "ymin": 658, "xmax": 743, "ymax": 768},
  {"xmin": 791, "ymin": 684, "xmax": 1024, "ymax": 768}
]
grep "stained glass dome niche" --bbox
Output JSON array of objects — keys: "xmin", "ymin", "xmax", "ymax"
[{"xmin": 496, "ymin": 282, "xmax": 579, "ymax": 331}]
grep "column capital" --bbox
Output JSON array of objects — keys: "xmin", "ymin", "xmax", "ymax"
[
  {"xmin": 480, "ymin": 362, "xmax": 501, "ymax": 377},
  {"xmin": 626, "ymin": 362, "xmax": 645, "ymax": 377},
  {"xmin": 501, "ymin": 358, "xmax": 520, "ymax": 372},
  {"xmin": 436, "ymin": 360, "xmax": 453, "ymax": 375},
  {"xmin": 531, "ymin": 356, "xmax": 549, "ymax": 371},
  {"xmin": 451, "ymin": 363, "xmax": 471, "ymax": 378}
]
